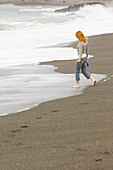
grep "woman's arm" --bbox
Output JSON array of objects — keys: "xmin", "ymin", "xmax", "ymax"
[
  {"xmin": 86, "ymin": 41, "xmax": 89, "ymax": 66},
  {"xmin": 86, "ymin": 41, "xmax": 89, "ymax": 57},
  {"xmin": 78, "ymin": 42, "xmax": 82, "ymax": 62}
]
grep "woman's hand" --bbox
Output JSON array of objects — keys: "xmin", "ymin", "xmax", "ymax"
[
  {"xmin": 87, "ymin": 62, "xmax": 89, "ymax": 67},
  {"xmin": 77, "ymin": 60, "xmax": 82, "ymax": 63}
]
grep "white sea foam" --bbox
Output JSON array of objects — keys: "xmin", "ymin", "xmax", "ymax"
[
  {"xmin": 0, "ymin": 4, "xmax": 113, "ymax": 67},
  {"xmin": 0, "ymin": 64, "xmax": 106, "ymax": 116}
]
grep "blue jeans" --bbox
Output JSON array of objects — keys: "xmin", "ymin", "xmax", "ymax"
[{"xmin": 76, "ymin": 57, "xmax": 91, "ymax": 81}]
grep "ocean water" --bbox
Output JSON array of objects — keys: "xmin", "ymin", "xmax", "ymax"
[
  {"xmin": 0, "ymin": 4, "xmax": 113, "ymax": 67},
  {"xmin": 0, "ymin": 3, "xmax": 111, "ymax": 115}
]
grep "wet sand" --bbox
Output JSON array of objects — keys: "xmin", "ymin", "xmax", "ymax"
[{"xmin": 0, "ymin": 33, "xmax": 113, "ymax": 170}]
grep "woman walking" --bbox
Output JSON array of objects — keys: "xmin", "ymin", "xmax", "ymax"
[{"xmin": 72, "ymin": 31, "xmax": 96, "ymax": 88}]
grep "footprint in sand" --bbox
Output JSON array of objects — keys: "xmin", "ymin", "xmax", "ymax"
[
  {"xmin": 11, "ymin": 129, "xmax": 22, "ymax": 133},
  {"xmin": 76, "ymin": 148, "xmax": 87, "ymax": 152},
  {"xmin": 10, "ymin": 129, "xmax": 22, "ymax": 137},
  {"xmin": 95, "ymin": 159, "xmax": 102, "ymax": 162},
  {"xmin": 36, "ymin": 116, "xmax": 43, "ymax": 120},
  {"xmin": 20, "ymin": 125, "xmax": 28, "ymax": 128},
  {"xmin": 98, "ymin": 151, "xmax": 110, "ymax": 155},
  {"xmin": 51, "ymin": 110, "xmax": 60, "ymax": 112},
  {"xmin": 0, "ymin": 140, "xmax": 8, "ymax": 143},
  {"xmin": 80, "ymin": 103, "xmax": 88, "ymax": 105}
]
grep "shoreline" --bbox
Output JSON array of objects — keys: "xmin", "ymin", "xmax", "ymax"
[
  {"xmin": 0, "ymin": 33, "xmax": 113, "ymax": 169},
  {"xmin": 0, "ymin": 60, "xmax": 105, "ymax": 116}
]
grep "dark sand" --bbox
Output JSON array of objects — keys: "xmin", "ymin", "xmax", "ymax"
[{"xmin": 0, "ymin": 33, "xmax": 113, "ymax": 170}]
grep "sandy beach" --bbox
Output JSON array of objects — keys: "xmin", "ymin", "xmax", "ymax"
[{"xmin": 0, "ymin": 33, "xmax": 113, "ymax": 169}]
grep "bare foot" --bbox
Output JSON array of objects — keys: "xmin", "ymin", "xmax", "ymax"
[
  {"xmin": 92, "ymin": 80, "xmax": 96, "ymax": 86},
  {"xmin": 72, "ymin": 85, "xmax": 80, "ymax": 88}
]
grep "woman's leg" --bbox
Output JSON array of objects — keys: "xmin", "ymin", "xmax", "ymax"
[
  {"xmin": 81, "ymin": 62, "xmax": 96, "ymax": 86},
  {"xmin": 89, "ymin": 76, "xmax": 96, "ymax": 86},
  {"xmin": 81, "ymin": 62, "xmax": 91, "ymax": 79},
  {"xmin": 72, "ymin": 62, "xmax": 80, "ymax": 88},
  {"xmin": 76, "ymin": 62, "xmax": 80, "ymax": 81}
]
